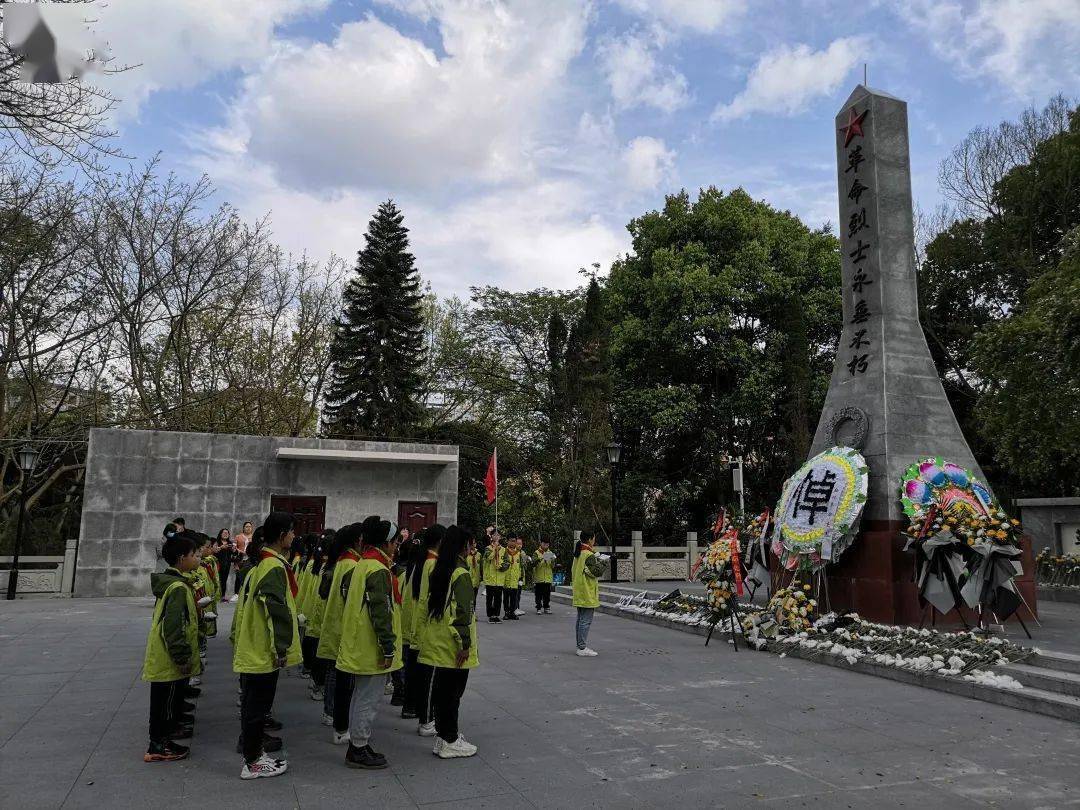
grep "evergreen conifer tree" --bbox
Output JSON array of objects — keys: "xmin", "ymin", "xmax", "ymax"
[{"xmin": 321, "ymin": 200, "xmax": 425, "ymax": 437}]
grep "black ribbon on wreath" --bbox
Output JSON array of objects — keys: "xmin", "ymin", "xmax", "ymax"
[
  {"xmin": 907, "ymin": 531, "xmax": 968, "ymax": 617},
  {"xmin": 960, "ymin": 542, "xmax": 1024, "ymax": 621}
]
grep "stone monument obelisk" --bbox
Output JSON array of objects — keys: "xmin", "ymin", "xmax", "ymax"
[{"xmin": 807, "ymin": 85, "xmax": 999, "ymax": 623}]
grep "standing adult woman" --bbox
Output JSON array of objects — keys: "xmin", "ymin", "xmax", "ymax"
[
  {"xmin": 336, "ymin": 518, "xmax": 403, "ymax": 769},
  {"xmin": 571, "ymin": 528, "xmax": 609, "ymax": 657},
  {"xmin": 214, "ymin": 528, "xmax": 234, "ymax": 598},
  {"xmin": 231, "ymin": 521, "xmax": 255, "ymax": 601},
  {"xmin": 419, "ymin": 525, "xmax": 478, "ymax": 758},
  {"xmin": 232, "ymin": 512, "xmax": 301, "ymax": 779}
]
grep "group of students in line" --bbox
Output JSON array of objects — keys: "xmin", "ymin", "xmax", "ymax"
[
  {"xmin": 140, "ymin": 513, "xmax": 612, "ymax": 778},
  {"xmin": 141, "ymin": 512, "xmax": 483, "ymax": 779}
]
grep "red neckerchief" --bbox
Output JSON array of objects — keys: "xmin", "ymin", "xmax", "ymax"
[
  {"xmin": 341, "ymin": 549, "xmax": 361, "ymax": 563},
  {"xmin": 201, "ymin": 558, "xmax": 218, "ymax": 586},
  {"xmin": 427, "ymin": 551, "xmax": 438, "ymax": 561},
  {"xmin": 261, "ymin": 548, "xmax": 299, "ymax": 598},
  {"xmin": 362, "ymin": 547, "xmax": 401, "ymax": 604},
  {"xmin": 580, "ymin": 543, "xmax": 593, "ymax": 554}
]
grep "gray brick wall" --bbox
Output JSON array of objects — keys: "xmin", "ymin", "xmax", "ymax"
[{"xmin": 75, "ymin": 428, "xmax": 459, "ymax": 597}]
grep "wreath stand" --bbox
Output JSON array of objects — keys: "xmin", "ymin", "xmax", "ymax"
[{"xmin": 704, "ymin": 604, "xmax": 741, "ymax": 651}]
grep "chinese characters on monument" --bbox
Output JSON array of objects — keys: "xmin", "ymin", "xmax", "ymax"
[{"xmin": 839, "ymin": 106, "xmax": 874, "ymax": 378}]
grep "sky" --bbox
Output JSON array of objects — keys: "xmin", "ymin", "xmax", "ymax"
[{"xmin": 80, "ymin": 0, "xmax": 1080, "ymax": 298}]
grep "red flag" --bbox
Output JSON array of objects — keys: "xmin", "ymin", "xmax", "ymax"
[{"xmin": 483, "ymin": 449, "xmax": 498, "ymax": 505}]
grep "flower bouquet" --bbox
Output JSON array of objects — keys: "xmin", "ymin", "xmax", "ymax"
[{"xmin": 1036, "ymin": 549, "xmax": 1080, "ymax": 588}]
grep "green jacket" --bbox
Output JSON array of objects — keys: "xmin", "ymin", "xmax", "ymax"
[
  {"xmin": 336, "ymin": 553, "xmax": 403, "ymax": 675},
  {"xmin": 572, "ymin": 547, "xmax": 606, "ymax": 608},
  {"xmin": 232, "ymin": 549, "xmax": 302, "ymax": 673},
  {"xmin": 533, "ymin": 549, "xmax": 555, "ymax": 584},
  {"xmin": 419, "ymin": 562, "xmax": 478, "ymax": 669},
  {"xmin": 142, "ymin": 568, "xmax": 201, "ymax": 682}
]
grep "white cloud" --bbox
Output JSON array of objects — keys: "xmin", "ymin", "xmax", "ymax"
[
  {"xmin": 91, "ymin": 0, "xmax": 328, "ymax": 118},
  {"xmin": 612, "ymin": 0, "xmax": 746, "ymax": 33},
  {"xmin": 622, "ymin": 136, "xmax": 676, "ymax": 191},
  {"xmin": 712, "ymin": 37, "xmax": 869, "ymax": 122},
  {"xmin": 598, "ymin": 29, "xmax": 690, "ymax": 112},
  {"xmin": 185, "ymin": 1, "xmax": 636, "ymax": 296},
  {"xmin": 892, "ymin": 0, "xmax": 1080, "ymax": 98},
  {"xmin": 213, "ymin": 1, "xmax": 590, "ymax": 191}
]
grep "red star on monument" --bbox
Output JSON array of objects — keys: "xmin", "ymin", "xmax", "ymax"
[{"xmin": 839, "ymin": 106, "xmax": 868, "ymax": 147}]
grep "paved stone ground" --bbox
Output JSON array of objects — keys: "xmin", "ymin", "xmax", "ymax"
[{"xmin": 2, "ymin": 595, "xmax": 1080, "ymax": 809}]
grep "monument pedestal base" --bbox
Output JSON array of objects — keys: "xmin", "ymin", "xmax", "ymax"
[{"xmin": 824, "ymin": 522, "xmax": 1039, "ymax": 626}]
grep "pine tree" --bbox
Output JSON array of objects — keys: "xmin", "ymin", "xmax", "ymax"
[{"xmin": 321, "ymin": 201, "xmax": 426, "ymax": 438}]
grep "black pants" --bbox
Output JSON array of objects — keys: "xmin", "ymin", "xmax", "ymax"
[
  {"xmin": 404, "ymin": 647, "xmax": 434, "ymax": 724},
  {"xmin": 309, "ymin": 647, "xmax": 327, "ymax": 688},
  {"xmin": 333, "ymin": 666, "xmax": 354, "ymax": 733},
  {"xmin": 240, "ymin": 670, "xmax": 279, "ymax": 763},
  {"xmin": 503, "ymin": 586, "xmax": 520, "ymax": 617},
  {"xmin": 149, "ymin": 678, "xmax": 184, "ymax": 742},
  {"xmin": 216, "ymin": 554, "xmax": 231, "ymax": 595},
  {"xmin": 432, "ymin": 667, "xmax": 470, "ymax": 743},
  {"xmin": 485, "ymin": 585, "xmax": 502, "ymax": 619},
  {"xmin": 301, "ymin": 635, "xmax": 319, "ymax": 675},
  {"xmin": 233, "ymin": 565, "xmax": 248, "ymax": 596},
  {"xmin": 535, "ymin": 582, "xmax": 551, "ymax": 610}
]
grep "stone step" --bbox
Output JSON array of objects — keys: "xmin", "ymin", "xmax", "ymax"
[
  {"xmin": 1029, "ymin": 649, "xmax": 1080, "ymax": 676},
  {"xmin": 1000, "ymin": 663, "xmax": 1080, "ymax": 698}
]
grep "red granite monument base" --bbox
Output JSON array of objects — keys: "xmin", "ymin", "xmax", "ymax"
[{"xmin": 823, "ymin": 522, "xmax": 1038, "ymax": 626}]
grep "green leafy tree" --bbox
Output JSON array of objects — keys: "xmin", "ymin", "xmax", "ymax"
[
  {"xmin": 322, "ymin": 201, "xmax": 426, "ymax": 438},
  {"xmin": 607, "ymin": 187, "xmax": 841, "ymax": 539}
]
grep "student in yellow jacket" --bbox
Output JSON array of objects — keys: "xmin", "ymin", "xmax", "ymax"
[
  {"xmin": 142, "ymin": 531, "xmax": 202, "ymax": 763},
  {"xmin": 482, "ymin": 534, "xmax": 504, "ymax": 623},
  {"xmin": 571, "ymin": 529, "xmax": 609, "ymax": 658},
  {"xmin": 317, "ymin": 522, "xmax": 367, "ymax": 741},
  {"xmin": 231, "ymin": 512, "xmax": 301, "ymax": 780},
  {"xmin": 405, "ymin": 525, "xmax": 444, "ymax": 733},
  {"xmin": 336, "ymin": 518, "xmax": 403, "ymax": 769},
  {"xmin": 533, "ymin": 537, "xmax": 555, "ymax": 614},
  {"xmin": 501, "ymin": 537, "xmax": 524, "ymax": 620},
  {"xmin": 419, "ymin": 525, "xmax": 479, "ymax": 759}
]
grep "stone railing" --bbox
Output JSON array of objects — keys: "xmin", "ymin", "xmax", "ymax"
[
  {"xmin": 582, "ymin": 531, "xmax": 700, "ymax": 582},
  {"xmin": 0, "ymin": 539, "xmax": 78, "ymax": 597}
]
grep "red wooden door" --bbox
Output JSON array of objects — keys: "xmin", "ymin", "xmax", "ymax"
[
  {"xmin": 270, "ymin": 495, "xmax": 326, "ymax": 537},
  {"xmin": 398, "ymin": 501, "xmax": 437, "ymax": 536}
]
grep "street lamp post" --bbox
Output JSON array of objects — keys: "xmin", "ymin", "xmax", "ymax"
[
  {"xmin": 606, "ymin": 441, "xmax": 622, "ymax": 583},
  {"xmin": 6, "ymin": 444, "xmax": 40, "ymax": 601}
]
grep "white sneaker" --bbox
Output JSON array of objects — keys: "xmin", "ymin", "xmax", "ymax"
[
  {"xmin": 437, "ymin": 735, "xmax": 478, "ymax": 759},
  {"xmin": 310, "ymin": 686, "xmax": 324, "ymax": 701},
  {"xmin": 515, "ymin": 609, "xmax": 525, "ymax": 616},
  {"xmin": 384, "ymin": 680, "xmax": 394, "ymax": 695},
  {"xmin": 536, "ymin": 609, "xmax": 543, "ymax": 615},
  {"xmin": 229, "ymin": 595, "xmax": 239, "ymax": 603},
  {"xmin": 543, "ymin": 609, "xmax": 552, "ymax": 614},
  {"xmin": 575, "ymin": 647, "xmax": 598, "ymax": 657},
  {"xmin": 240, "ymin": 753, "xmax": 288, "ymax": 779},
  {"xmin": 417, "ymin": 722, "xmax": 437, "ymax": 737},
  {"xmin": 321, "ymin": 713, "xmax": 333, "ymax": 726},
  {"xmin": 432, "ymin": 736, "xmax": 446, "ymax": 756},
  {"xmin": 189, "ymin": 676, "xmax": 202, "ymax": 686},
  {"xmin": 204, "ymin": 611, "xmax": 217, "ymax": 620},
  {"xmin": 333, "ymin": 730, "xmax": 351, "ymax": 745}
]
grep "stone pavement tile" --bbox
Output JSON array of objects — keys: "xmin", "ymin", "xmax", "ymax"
[
  {"xmin": 779, "ymin": 744, "xmax": 985, "ymax": 792},
  {"xmin": 634, "ymin": 761, "xmax": 833, "ymax": 803},
  {"xmin": 931, "ymin": 772, "xmax": 1077, "ymax": 808},
  {"xmin": 393, "ymin": 753, "xmax": 519, "ymax": 805},
  {"xmin": 420, "ymin": 793, "xmax": 535, "ymax": 809},
  {"xmin": 291, "ymin": 775, "xmax": 416, "ymax": 809}
]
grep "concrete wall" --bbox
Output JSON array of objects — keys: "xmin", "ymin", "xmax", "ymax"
[
  {"xmin": 75, "ymin": 428, "xmax": 458, "ymax": 597},
  {"xmin": 1017, "ymin": 498, "xmax": 1080, "ymax": 555}
]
